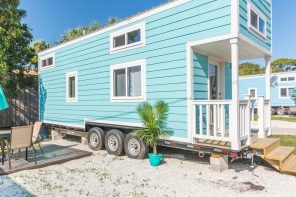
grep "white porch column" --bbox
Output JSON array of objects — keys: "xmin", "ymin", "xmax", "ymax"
[
  {"xmin": 230, "ymin": 38, "xmax": 241, "ymax": 151},
  {"xmin": 265, "ymin": 56, "xmax": 272, "ymax": 136}
]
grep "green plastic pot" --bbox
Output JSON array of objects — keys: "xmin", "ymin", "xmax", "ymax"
[{"xmin": 148, "ymin": 153, "xmax": 163, "ymax": 167}]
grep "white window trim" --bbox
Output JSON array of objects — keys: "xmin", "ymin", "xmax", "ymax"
[
  {"xmin": 248, "ymin": 88, "xmax": 257, "ymax": 99},
  {"xmin": 110, "ymin": 22, "xmax": 146, "ymax": 54},
  {"xmin": 39, "ymin": 53, "xmax": 55, "ymax": 71},
  {"xmin": 66, "ymin": 71, "xmax": 78, "ymax": 103},
  {"xmin": 279, "ymin": 76, "xmax": 296, "ymax": 83},
  {"xmin": 279, "ymin": 86, "xmax": 294, "ymax": 99},
  {"xmin": 110, "ymin": 59, "xmax": 146, "ymax": 102},
  {"xmin": 248, "ymin": 2, "xmax": 267, "ymax": 40}
]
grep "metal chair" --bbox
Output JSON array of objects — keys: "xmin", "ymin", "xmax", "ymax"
[
  {"xmin": 32, "ymin": 122, "xmax": 44, "ymax": 154},
  {"xmin": 7, "ymin": 125, "xmax": 36, "ymax": 170}
]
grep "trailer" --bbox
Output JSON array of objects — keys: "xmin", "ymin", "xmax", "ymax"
[{"xmin": 38, "ymin": 0, "xmax": 273, "ymax": 161}]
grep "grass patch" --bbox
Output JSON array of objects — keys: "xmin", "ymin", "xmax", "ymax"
[
  {"xmin": 271, "ymin": 115, "xmax": 296, "ymax": 122},
  {"xmin": 272, "ymin": 135, "xmax": 296, "ymax": 149}
]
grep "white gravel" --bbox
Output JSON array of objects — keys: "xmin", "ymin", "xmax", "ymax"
[{"xmin": 0, "ymin": 139, "xmax": 296, "ymax": 197}]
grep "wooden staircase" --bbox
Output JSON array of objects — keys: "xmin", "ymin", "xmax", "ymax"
[{"xmin": 251, "ymin": 138, "xmax": 296, "ymax": 175}]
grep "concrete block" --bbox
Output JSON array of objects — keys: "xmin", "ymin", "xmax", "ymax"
[
  {"xmin": 81, "ymin": 136, "xmax": 88, "ymax": 145},
  {"xmin": 210, "ymin": 155, "xmax": 229, "ymax": 172},
  {"xmin": 51, "ymin": 129, "xmax": 63, "ymax": 141}
]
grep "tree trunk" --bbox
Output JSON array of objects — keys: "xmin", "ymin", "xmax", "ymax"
[{"xmin": 153, "ymin": 141, "xmax": 157, "ymax": 155}]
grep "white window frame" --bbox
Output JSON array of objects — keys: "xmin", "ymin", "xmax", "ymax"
[
  {"xmin": 279, "ymin": 86, "xmax": 294, "ymax": 99},
  {"xmin": 279, "ymin": 76, "xmax": 296, "ymax": 83},
  {"xmin": 39, "ymin": 53, "xmax": 55, "ymax": 71},
  {"xmin": 110, "ymin": 59, "xmax": 146, "ymax": 102},
  {"xmin": 248, "ymin": 88, "xmax": 257, "ymax": 99},
  {"xmin": 110, "ymin": 22, "xmax": 146, "ymax": 54},
  {"xmin": 248, "ymin": 2, "xmax": 267, "ymax": 40},
  {"xmin": 66, "ymin": 71, "xmax": 78, "ymax": 103}
]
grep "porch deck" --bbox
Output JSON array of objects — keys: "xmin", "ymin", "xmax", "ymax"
[{"xmin": 0, "ymin": 143, "xmax": 92, "ymax": 175}]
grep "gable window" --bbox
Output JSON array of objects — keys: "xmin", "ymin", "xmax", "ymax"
[
  {"xmin": 248, "ymin": 88, "xmax": 257, "ymax": 99},
  {"xmin": 110, "ymin": 23, "xmax": 145, "ymax": 53},
  {"xmin": 280, "ymin": 87, "xmax": 294, "ymax": 98},
  {"xmin": 66, "ymin": 71, "xmax": 78, "ymax": 102},
  {"xmin": 40, "ymin": 54, "xmax": 55, "ymax": 70},
  {"xmin": 111, "ymin": 59, "xmax": 146, "ymax": 102},
  {"xmin": 248, "ymin": 3, "xmax": 266, "ymax": 39}
]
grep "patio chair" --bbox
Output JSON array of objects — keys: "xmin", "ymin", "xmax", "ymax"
[
  {"xmin": 32, "ymin": 121, "xmax": 44, "ymax": 155},
  {"xmin": 7, "ymin": 125, "xmax": 36, "ymax": 170}
]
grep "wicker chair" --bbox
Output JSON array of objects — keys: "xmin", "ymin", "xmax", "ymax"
[
  {"xmin": 32, "ymin": 122, "xmax": 44, "ymax": 154},
  {"xmin": 7, "ymin": 125, "xmax": 36, "ymax": 170}
]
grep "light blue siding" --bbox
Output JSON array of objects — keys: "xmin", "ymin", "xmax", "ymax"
[
  {"xmin": 239, "ymin": 75, "xmax": 296, "ymax": 107},
  {"xmin": 39, "ymin": 0, "xmax": 232, "ymax": 138},
  {"xmin": 239, "ymin": 0, "xmax": 272, "ymax": 51}
]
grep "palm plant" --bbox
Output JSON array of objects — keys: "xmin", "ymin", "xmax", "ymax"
[{"xmin": 133, "ymin": 100, "xmax": 173, "ymax": 155}]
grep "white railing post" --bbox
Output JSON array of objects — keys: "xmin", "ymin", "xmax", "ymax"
[
  {"xmin": 192, "ymin": 104, "xmax": 196, "ymax": 137},
  {"xmin": 244, "ymin": 96, "xmax": 251, "ymax": 145},
  {"xmin": 265, "ymin": 56, "xmax": 272, "ymax": 136},
  {"xmin": 258, "ymin": 96, "xmax": 266, "ymax": 138},
  {"xmin": 230, "ymin": 38, "xmax": 241, "ymax": 151}
]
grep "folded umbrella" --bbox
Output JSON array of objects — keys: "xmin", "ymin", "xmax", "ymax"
[{"xmin": 0, "ymin": 85, "xmax": 9, "ymax": 110}]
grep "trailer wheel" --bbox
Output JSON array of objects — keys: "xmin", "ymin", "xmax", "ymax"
[
  {"xmin": 124, "ymin": 133, "xmax": 148, "ymax": 159},
  {"xmin": 276, "ymin": 106, "xmax": 285, "ymax": 115},
  {"xmin": 105, "ymin": 129, "xmax": 125, "ymax": 156},
  {"xmin": 88, "ymin": 127, "xmax": 105, "ymax": 151}
]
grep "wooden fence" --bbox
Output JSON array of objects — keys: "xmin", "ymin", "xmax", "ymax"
[{"xmin": 0, "ymin": 87, "xmax": 38, "ymax": 128}]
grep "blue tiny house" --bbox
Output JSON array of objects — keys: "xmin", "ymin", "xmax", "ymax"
[
  {"xmin": 39, "ymin": 0, "xmax": 272, "ymax": 155},
  {"xmin": 240, "ymin": 72, "xmax": 296, "ymax": 114}
]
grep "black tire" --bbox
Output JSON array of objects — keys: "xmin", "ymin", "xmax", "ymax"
[
  {"xmin": 105, "ymin": 129, "xmax": 125, "ymax": 156},
  {"xmin": 88, "ymin": 127, "xmax": 105, "ymax": 151},
  {"xmin": 124, "ymin": 133, "xmax": 148, "ymax": 159}
]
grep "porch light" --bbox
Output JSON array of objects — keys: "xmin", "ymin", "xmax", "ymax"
[{"xmin": 0, "ymin": 85, "xmax": 9, "ymax": 111}]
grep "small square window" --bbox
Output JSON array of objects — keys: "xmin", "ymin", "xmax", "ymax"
[
  {"xmin": 42, "ymin": 59, "xmax": 47, "ymax": 67},
  {"xmin": 48, "ymin": 57, "xmax": 53, "ymax": 66},
  {"xmin": 68, "ymin": 76, "xmax": 76, "ymax": 99},
  {"xmin": 127, "ymin": 29, "xmax": 141, "ymax": 45},
  {"xmin": 281, "ymin": 88, "xmax": 287, "ymax": 97},
  {"xmin": 281, "ymin": 77, "xmax": 288, "ymax": 82},
  {"xmin": 66, "ymin": 72, "xmax": 78, "ymax": 102},
  {"xmin": 113, "ymin": 34, "xmax": 125, "ymax": 48},
  {"xmin": 288, "ymin": 77, "xmax": 295, "ymax": 81}
]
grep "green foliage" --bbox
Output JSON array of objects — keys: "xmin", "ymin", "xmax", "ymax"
[
  {"xmin": 239, "ymin": 62, "xmax": 264, "ymax": 76},
  {"xmin": 133, "ymin": 101, "xmax": 173, "ymax": 154},
  {"xmin": 30, "ymin": 40, "xmax": 51, "ymax": 67},
  {"xmin": 272, "ymin": 58, "xmax": 296, "ymax": 72},
  {"xmin": 107, "ymin": 17, "xmax": 119, "ymax": 25},
  {"xmin": 0, "ymin": 0, "xmax": 35, "ymax": 98}
]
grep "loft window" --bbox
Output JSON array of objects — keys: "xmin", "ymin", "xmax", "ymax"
[
  {"xmin": 66, "ymin": 71, "xmax": 78, "ymax": 102},
  {"xmin": 110, "ymin": 23, "xmax": 145, "ymax": 53},
  {"xmin": 40, "ymin": 54, "xmax": 54, "ymax": 70},
  {"xmin": 280, "ymin": 76, "xmax": 296, "ymax": 83},
  {"xmin": 248, "ymin": 3, "xmax": 266, "ymax": 38},
  {"xmin": 111, "ymin": 59, "xmax": 146, "ymax": 102}
]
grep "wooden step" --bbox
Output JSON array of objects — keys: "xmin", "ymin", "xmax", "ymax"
[
  {"xmin": 265, "ymin": 146, "xmax": 295, "ymax": 162},
  {"xmin": 282, "ymin": 154, "xmax": 296, "ymax": 174},
  {"xmin": 251, "ymin": 138, "xmax": 279, "ymax": 150}
]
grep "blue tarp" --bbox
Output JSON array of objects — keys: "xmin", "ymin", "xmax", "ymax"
[{"xmin": 0, "ymin": 85, "xmax": 9, "ymax": 110}]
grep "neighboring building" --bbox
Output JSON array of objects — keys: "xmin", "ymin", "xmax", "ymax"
[
  {"xmin": 239, "ymin": 71, "xmax": 296, "ymax": 114},
  {"xmin": 39, "ymin": 0, "xmax": 272, "ymax": 152}
]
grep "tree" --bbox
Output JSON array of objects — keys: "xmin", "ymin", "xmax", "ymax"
[
  {"xmin": 107, "ymin": 17, "xmax": 119, "ymax": 25},
  {"xmin": 239, "ymin": 62, "xmax": 264, "ymax": 76},
  {"xmin": 272, "ymin": 58, "xmax": 296, "ymax": 72},
  {"xmin": 0, "ymin": 0, "xmax": 35, "ymax": 98},
  {"xmin": 30, "ymin": 40, "xmax": 51, "ymax": 68},
  {"xmin": 58, "ymin": 22, "xmax": 101, "ymax": 44}
]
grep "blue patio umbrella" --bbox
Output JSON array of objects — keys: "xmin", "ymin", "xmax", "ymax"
[{"xmin": 0, "ymin": 85, "xmax": 9, "ymax": 110}]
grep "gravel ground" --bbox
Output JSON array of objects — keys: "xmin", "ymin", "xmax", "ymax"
[{"xmin": 0, "ymin": 139, "xmax": 296, "ymax": 197}]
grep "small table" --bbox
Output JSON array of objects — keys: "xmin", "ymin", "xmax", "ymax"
[{"xmin": 0, "ymin": 130, "xmax": 11, "ymax": 165}]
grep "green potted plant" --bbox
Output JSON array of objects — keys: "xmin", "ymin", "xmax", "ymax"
[{"xmin": 133, "ymin": 100, "xmax": 173, "ymax": 167}]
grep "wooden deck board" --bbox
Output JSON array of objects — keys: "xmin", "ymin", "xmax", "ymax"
[
  {"xmin": 265, "ymin": 146, "xmax": 295, "ymax": 161},
  {"xmin": 0, "ymin": 144, "xmax": 92, "ymax": 175},
  {"xmin": 282, "ymin": 155, "xmax": 296, "ymax": 174},
  {"xmin": 251, "ymin": 138, "xmax": 279, "ymax": 150}
]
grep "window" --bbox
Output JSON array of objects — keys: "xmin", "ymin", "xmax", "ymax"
[
  {"xmin": 280, "ymin": 76, "xmax": 296, "ymax": 83},
  {"xmin": 280, "ymin": 87, "xmax": 294, "ymax": 98},
  {"xmin": 66, "ymin": 72, "xmax": 78, "ymax": 102},
  {"xmin": 110, "ymin": 23, "xmax": 145, "ymax": 53},
  {"xmin": 40, "ymin": 54, "xmax": 55, "ymax": 70},
  {"xmin": 248, "ymin": 3, "xmax": 266, "ymax": 38},
  {"xmin": 110, "ymin": 59, "xmax": 146, "ymax": 102},
  {"xmin": 248, "ymin": 88, "xmax": 257, "ymax": 99}
]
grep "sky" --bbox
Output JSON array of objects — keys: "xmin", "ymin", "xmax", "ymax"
[{"xmin": 20, "ymin": 0, "xmax": 296, "ymax": 63}]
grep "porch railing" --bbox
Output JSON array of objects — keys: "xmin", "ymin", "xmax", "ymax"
[
  {"xmin": 192, "ymin": 99, "xmax": 251, "ymax": 149},
  {"xmin": 258, "ymin": 97, "xmax": 271, "ymax": 138}
]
